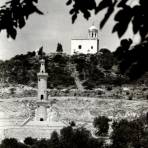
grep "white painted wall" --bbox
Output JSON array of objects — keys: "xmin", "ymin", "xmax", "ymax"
[{"xmin": 71, "ymin": 39, "xmax": 99, "ymax": 54}]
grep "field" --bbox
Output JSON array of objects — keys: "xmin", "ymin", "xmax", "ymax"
[
  {"xmin": 0, "ymin": 96, "xmax": 148, "ymax": 125},
  {"xmin": 0, "ymin": 84, "xmax": 148, "ymax": 140}
]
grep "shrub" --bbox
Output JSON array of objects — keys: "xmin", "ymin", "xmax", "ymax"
[
  {"xmin": 93, "ymin": 116, "xmax": 110, "ymax": 136},
  {"xmin": 111, "ymin": 119, "xmax": 146, "ymax": 148},
  {"xmin": 0, "ymin": 138, "xmax": 27, "ymax": 148},
  {"xmin": 24, "ymin": 137, "xmax": 37, "ymax": 146},
  {"xmin": 106, "ymin": 86, "xmax": 112, "ymax": 91}
]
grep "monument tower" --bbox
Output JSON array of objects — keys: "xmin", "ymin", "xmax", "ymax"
[{"xmin": 36, "ymin": 59, "xmax": 48, "ymax": 121}]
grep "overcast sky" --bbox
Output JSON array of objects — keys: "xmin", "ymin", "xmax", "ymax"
[{"xmin": 0, "ymin": 0, "xmax": 140, "ymax": 60}]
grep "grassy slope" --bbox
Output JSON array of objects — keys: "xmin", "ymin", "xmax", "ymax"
[{"xmin": 0, "ymin": 97, "xmax": 148, "ymax": 124}]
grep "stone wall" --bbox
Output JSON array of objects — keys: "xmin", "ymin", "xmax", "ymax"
[{"xmin": 3, "ymin": 126, "xmax": 62, "ymax": 141}]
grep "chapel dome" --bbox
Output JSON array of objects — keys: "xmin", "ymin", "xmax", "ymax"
[{"xmin": 88, "ymin": 25, "xmax": 98, "ymax": 31}]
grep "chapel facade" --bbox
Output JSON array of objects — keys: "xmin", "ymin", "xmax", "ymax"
[{"xmin": 71, "ymin": 24, "xmax": 99, "ymax": 54}]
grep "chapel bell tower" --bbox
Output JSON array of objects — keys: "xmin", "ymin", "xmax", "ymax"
[{"xmin": 88, "ymin": 24, "xmax": 98, "ymax": 39}]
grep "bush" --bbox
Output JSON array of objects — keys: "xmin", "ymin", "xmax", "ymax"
[
  {"xmin": 60, "ymin": 126, "xmax": 104, "ymax": 148},
  {"xmin": 24, "ymin": 137, "xmax": 37, "ymax": 146},
  {"xmin": 93, "ymin": 116, "xmax": 110, "ymax": 136},
  {"xmin": 49, "ymin": 131, "xmax": 60, "ymax": 148},
  {"xmin": 111, "ymin": 119, "xmax": 146, "ymax": 148},
  {"xmin": 128, "ymin": 93, "xmax": 133, "ymax": 100},
  {"xmin": 106, "ymin": 86, "xmax": 112, "ymax": 91},
  {"xmin": 83, "ymin": 81, "xmax": 96, "ymax": 90},
  {"xmin": 0, "ymin": 138, "xmax": 27, "ymax": 148}
]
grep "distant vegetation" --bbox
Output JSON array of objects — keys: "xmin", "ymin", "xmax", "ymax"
[
  {"xmin": 1, "ymin": 113, "xmax": 148, "ymax": 148},
  {"xmin": 93, "ymin": 116, "xmax": 110, "ymax": 136},
  {"xmin": 0, "ymin": 126, "xmax": 104, "ymax": 148},
  {"xmin": 1, "ymin": 45, "xmax": 148, "ymax": 89}
]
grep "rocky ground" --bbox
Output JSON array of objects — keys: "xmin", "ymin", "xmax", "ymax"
[
  {"xmin": 1, "ymin": 83, "xmax": 148, "ymax": 100},
  {"xmin": 0, "ymin": 84, "xmax": 148, "ymax": 141},
  {"xmin": 0, "ymin": 96, "xmax": 148, "ymax": 124},
  {"xmin": 0, "ymin": 84, "xmax": 148, "ymax": 125}
]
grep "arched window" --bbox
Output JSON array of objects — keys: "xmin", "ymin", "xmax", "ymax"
[
  {"xmin": 78, "ymin": 45, "xmax": 82, "ymax": 49},
  {"xmin": 40, "ymin": 118, "xmax": 44, "ymax": 121},
  {"xmin": 41, "ymin": 95, "xmax": 44, "ymax": 100}
]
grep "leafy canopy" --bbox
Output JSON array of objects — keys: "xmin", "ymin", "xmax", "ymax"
[
  {"xmin": 67, "ymin": 0, "xmax": 148, "ymax": 41},
  {"xmin": 1, "ymin": 0, "xmax": 147, "ymax": 41},
  {"xmin": 0, "ymin": 0, "xmax": 43, "ymax": 39}
]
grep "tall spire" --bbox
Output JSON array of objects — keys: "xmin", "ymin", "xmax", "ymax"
[
  {"xmin": 37, "ymin": 59, "xmax": 48, "ymax": 101},
  {"xmin": 40, "ymin": 59, "xmax": 46, "ymax": 73},
  {"xmin": 36, "ymin": 59, "xmax": 48, "ymax": 121}
]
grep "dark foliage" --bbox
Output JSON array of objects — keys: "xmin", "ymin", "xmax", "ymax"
[
  {"xmin": 99, "ymin": 48, "xmax": 114, "ymax": 70},
  {"xmin": 66, "ymin": 0, "xmax": 96, "ymax": 23},
  {"xmin": 67, "ymin": 0, "xmax": 148, "ymax": 41},
  {"xmin": 0, "ymin": 52, "xmax": 74, "ymax": 88},
  {"xmin": 60, "ymin": 126, "xmax": 104, "ymax": 148},
  {"xmin": 1, "ymin": 115, "xmax": 148, "ymax": 148},
  {"xmin": 0, "ymin": 50, "xmax": 132, "ymax": 88},
  {"xmin": 0, "ymin": 0, "xmax": 43, "ymax": 39},
  {"xmin": 0, "ymin": 138, "xmax": 28, "ymax": 148},
  {"xmin": 24, "ymin": 137, "xmax": 37, "ymax": 146},
  {"xmin": 93, "ymin": 116, "xmax": 110, "ymax": 136},
  {"xmin": 111, "ymin": 118, "xmax": 148, "ymax": 148},
  {"xmin": 0, "ymin": 126, "xmax": 104, "ymax": 148},
  {"xmin": 0, "ymin": 51, "xmax": 39, "ymax": 85},
  {"xmin": 48, "ymin": 131, "xmax": 60, "ymax": 148},
  {"xmin": 56, "ymin": 43, "xmax": 63, "ymax": 53},
  {"xmin": 114, "ymin": 38, "xmax": 148, "ymax": 80},
  {"xmin": 1, "ymin": 0, "xmax": 148, "ymax": 82}
]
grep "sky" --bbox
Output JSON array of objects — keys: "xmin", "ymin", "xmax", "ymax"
[{"xmin": 0, "ymin": 0, "xmax": 140, "ymax": 60}]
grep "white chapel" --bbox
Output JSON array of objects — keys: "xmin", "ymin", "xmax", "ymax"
[{"xmin": 71, "ymin": 24, "xmax": 99, "ymax": 54}]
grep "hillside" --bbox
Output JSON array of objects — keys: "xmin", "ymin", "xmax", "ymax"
[
  {"xmin": 0, "ymin": 96, "xmax": 148, "ymax": 125},
  {"xmin": 1, "ymin": 83, "xmax": 148, "ymax": 100},
  {"xmin": 0, "ymin": 50, "xmax": 130, "ymax": 89},
  {"xmin": 1, "ymin": 80, "xmax": 148, "ymax": 125}
]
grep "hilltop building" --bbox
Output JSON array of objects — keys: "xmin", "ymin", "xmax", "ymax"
[{"xmin": 71, "ymin": 24, "xmax": 99, "ymax": 54}]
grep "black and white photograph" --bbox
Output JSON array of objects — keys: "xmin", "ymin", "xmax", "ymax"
[{"xmin": 0, "ymin": 0, "xmax": 148, "ymax": 147}]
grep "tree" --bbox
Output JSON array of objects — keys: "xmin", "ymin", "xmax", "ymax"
[
  {"xmin": 0, "ymin": 138, "xmax": 21, "ymax": 148},
  {"xmin": 67, "ymin": 0, "xmax": 148, "ymax": 42},
  {"xmin": 99, "ymin": 48, "xmax": 114, "ymax": 70},
  {"xmin": 56, "ymin": 43, "xmax": 63, "ymax": 53},
  {"xmin": 32, "ymin": 139, "xmax": 48, "ymax": 148},
  {"xmin": 38, "ymin": 46, "xmax": 45, "ymax": 58},
  {"xmin": 60, "ymin": 126, "xmax": 104, "ymax": 148},
  {"xmin": 111, "ymin": 119, "xmax": 146, "ymax": 148},
  {"xmin": 93, "ymin": 116, "xmax": 110, "ymax": 136},
  {"xmin": 113, "ymin": 38, "xmax": 148, "ymax": 80},
  {"xmin": 24, "ymin": 137, "xmax": 37, "ymax": 146},
  {"xmin": 0, "ymin": 0, "xmax": 43, "ymax": 39},
  {"xmin": 49, "ymin": 131, "xmax": 60, "ymax": 148},
  {"xmin": 111, "ymin": 119, "xmax": 132, "ymax": 148},
  {"xmin": 1, "ymin": 0, "xmax": 148, "ymax": 42},
  {"xmin": 60, "ymin": 126, "xmax": 74, "ymax": 148},
  {"xmin": 114, "ymin": 38, "xmax": 132, "ymax": 61}
]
